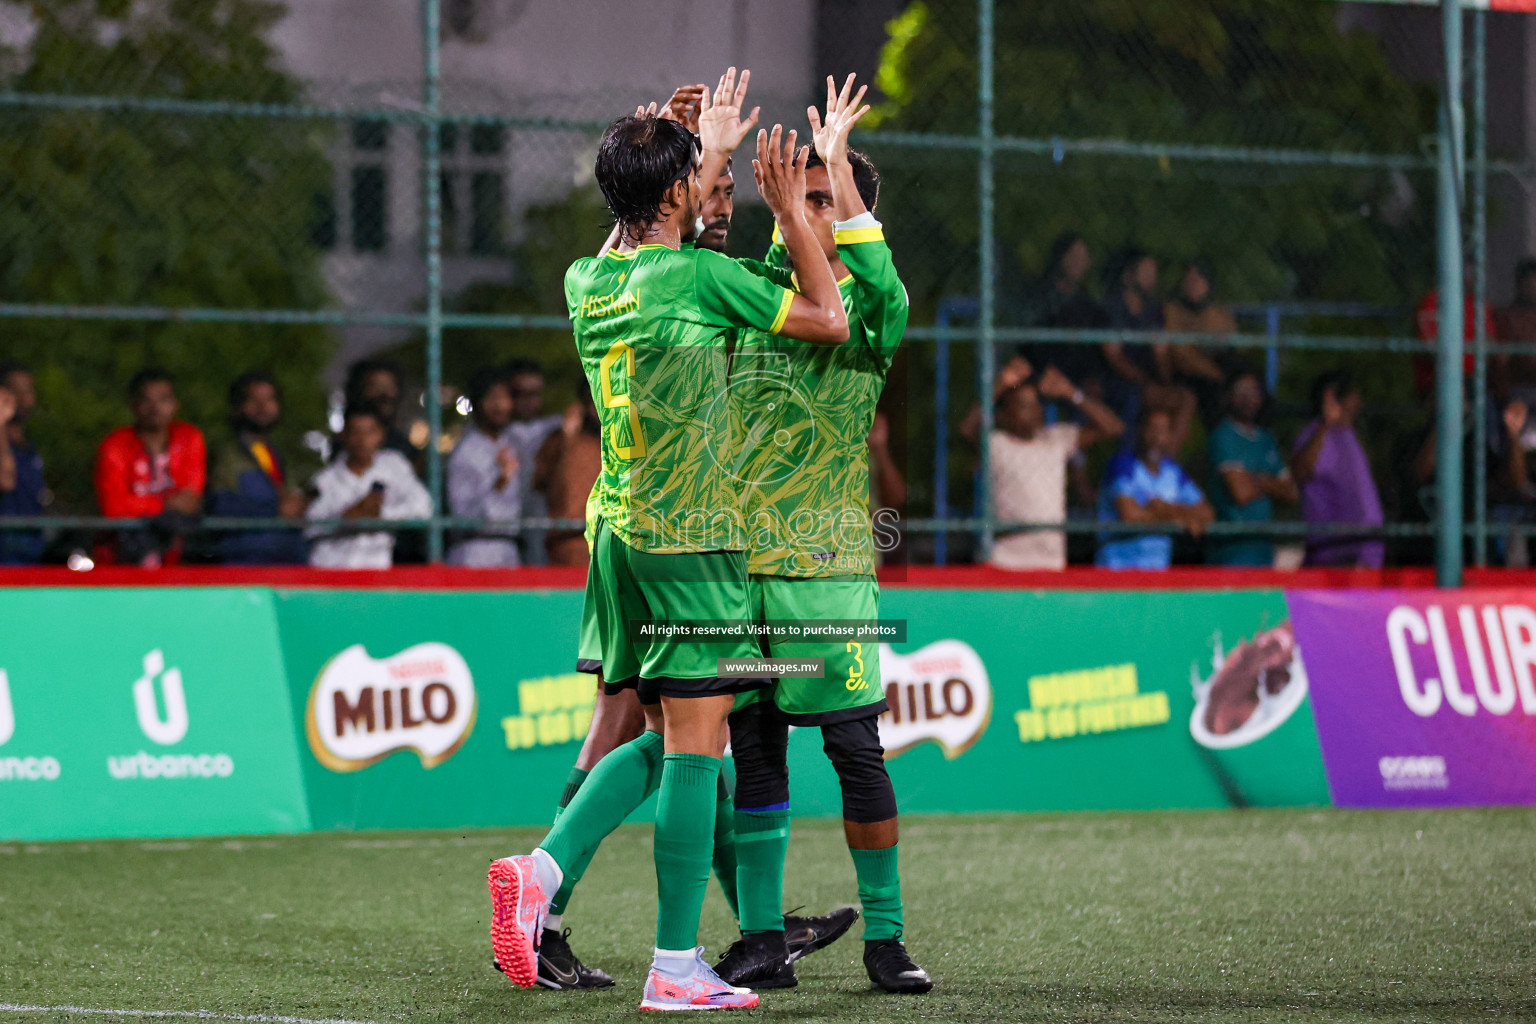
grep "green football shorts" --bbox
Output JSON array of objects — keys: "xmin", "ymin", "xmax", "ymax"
[
  {"xmin": 582, "ymin": 518, "xmax": 768, "ymax": 704},
  {"xmin": 733, "ymin": 573, "xmax": 888, "ymax": 725},
  {"xmin": 575, "ymin": 575, "xmax": 602, "ymax": 675}
]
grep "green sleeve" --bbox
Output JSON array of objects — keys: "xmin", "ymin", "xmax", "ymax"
[
  {"xmin": 836, "ymin": 224, "xmax": 909, "ymax": 370},
  {"xmin": 733, "ymin": 256, "xmax": 795, "ymax": 290},
  {"xmin": 764, "ymin": 226, "xmax": 788, "ymax": 270},
  {"xmin": 693, "ymin": 250, "xmax": 795, "ymax": 334}
]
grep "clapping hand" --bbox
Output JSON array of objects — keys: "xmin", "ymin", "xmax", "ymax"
[
  {"xmin": 753, "ymin": 125, "xmax": 808, "ymax": 222},
  {"xmin": 698, "ymin": 66, "xmax": 760, "ymax": 157},
  {"xmin": 807, "ymin": 73, "xmax": 871, "ymax": 168}
]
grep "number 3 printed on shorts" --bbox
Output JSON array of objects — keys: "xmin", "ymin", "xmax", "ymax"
[
  {"xmin": 845, "ymin": 641, "xmax": 869, "ymax": 691},
  {"xmin": 599, "ymin": 340, "xmax": 648, "ymax": 460}
]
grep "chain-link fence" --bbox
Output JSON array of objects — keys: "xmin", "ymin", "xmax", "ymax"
[{"xmin": 0, "ymin": 0, "xmax": 1530, "ymax": 579}]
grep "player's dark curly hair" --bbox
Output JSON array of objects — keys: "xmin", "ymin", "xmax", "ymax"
[
  {"xmin": 807, "ymin": 147, "xmax": 882, "ymax": 213},
  {"xmin": 596, "ymin": 115, "xmax": 700, "ymax": 244}
]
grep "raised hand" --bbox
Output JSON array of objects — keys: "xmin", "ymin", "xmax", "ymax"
[
  {"xmin": 634, "ymin": 101, "xmax": 659, "ymax": 118},
  {"xmin": 0, "ymin": 386, "xmax": 14, "ymax": 426},
  {"xmin": 698, "ymin": 66, "xmax": 760, "ymax": 157},
  {"xmin": 806, "ymin": 73, "xmax": 871, "ymax": 167},
  {"xmin": 661, "ymin": 83, "xmax": 706, "ymax": 130},
  {"xmin": 993, "ymin": 355, "xmax": 1033, "ymax": 397},
  {"xmin": 753, "ymin": 125, "xmax": 807, "ymax": 221},
  {"xmin": 1036, "ymin": 365, "xmax": 1078, "ymax": 401}
]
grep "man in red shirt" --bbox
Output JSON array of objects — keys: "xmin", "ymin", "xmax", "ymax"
[{"xmin": 95, "ymin": 368, "xmax": 206, "ymax": 566}]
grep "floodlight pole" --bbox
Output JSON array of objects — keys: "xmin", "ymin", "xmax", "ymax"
[
  {"xmin": 423, "ymin": 0, "xmax": 446, "ymax": 563},
  {"xmin": 1435, "ymin": 0, "xmax": 1465, "ymax": 588}
]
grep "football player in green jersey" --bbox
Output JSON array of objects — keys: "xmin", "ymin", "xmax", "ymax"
[
  {"xmin": 537, "ymin": 71, "xmax": 858, "ymax": 992},
  {"xmin": 489, "ymin": 90, "xmax": 852, "ymax": 1010},
  {"xmin": 714, "ymin": 75, "xmax": 933, "ymax": 995}
]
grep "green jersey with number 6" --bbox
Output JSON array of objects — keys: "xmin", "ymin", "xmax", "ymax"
[
  {"xmin": 733, "ymin": 220, "xmax": 908, "ymax": 577},
  {"xmin": 564, "ymin": 242, "xmax": 797, "ymax": 554}
]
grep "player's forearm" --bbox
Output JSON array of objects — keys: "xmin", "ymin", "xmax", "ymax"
[
  {"xmin": 698, "ymin": 148, "xmax": 731, "ymax": 201},
  {"xmin": 827, "ymin": 159, "xmax": 867, "ymax": 222},
  {"xmin": 777, "ymin": 215, "xmax": 848, "ymax": 344}
]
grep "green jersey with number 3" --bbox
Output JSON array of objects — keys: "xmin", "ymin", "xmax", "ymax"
[
  {"xmin": 564, "ymin": 242, "xmax": 797, "ymax": 554},
  {"xmin": 732, "ymin": 220, "xmax": 908, "ymax": 577}
]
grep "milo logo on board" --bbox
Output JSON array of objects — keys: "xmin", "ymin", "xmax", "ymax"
[
  {"xmin": 878, "ymin": 640, "xmax": 992, "ymax": 760},
  {"xmin": 306, "ymin": 643, "xmax": 477, "ymax": 772}
]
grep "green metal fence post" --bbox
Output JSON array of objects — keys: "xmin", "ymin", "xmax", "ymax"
[
  {"xmin": 422, "ymin": 0, "xmax": 446, "ymax": 563},
  {"xmin": 976, "ymin": 0, "xmax": 996, "ymax": 562},
  {"xmin": 1472, "ymin": 5, "xmax": 1488, "ymax": 567},
  {"xmin": 1436, "ymin": 0, "xmax": 1465, "ymax": 588}
]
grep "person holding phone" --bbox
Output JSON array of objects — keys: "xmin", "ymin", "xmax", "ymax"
[{"xmin": 306, "ymin": 403, "xmax": 432, "ymax": 569}]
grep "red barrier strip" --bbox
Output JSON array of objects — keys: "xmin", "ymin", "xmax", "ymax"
[{"xmin": 0, "ymin": 564, "xmax": 1526, "ymax": 590}]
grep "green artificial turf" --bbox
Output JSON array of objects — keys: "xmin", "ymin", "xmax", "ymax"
[{"xmin": 1, "ymin": 808, "xmax": 1533, "ymax": 1022}]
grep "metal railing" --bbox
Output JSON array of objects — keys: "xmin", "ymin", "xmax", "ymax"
[{"xmin": 0, "ymin": 0, "xmax": 1531, "ymax": 583}]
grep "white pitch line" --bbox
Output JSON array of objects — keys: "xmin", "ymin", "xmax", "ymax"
[{"xmin": 0, "ymin": 1004, "xmax": 388, "ymax": 1024}]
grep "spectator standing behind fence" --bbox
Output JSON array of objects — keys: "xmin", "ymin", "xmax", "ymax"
[
  {"xmin": 501, "ymin": 359, "xmax": 563, "ymax": 565},
  {"xmin": 345, "ymin": 358, "xmax": 416, "ymax": 464},
  {"xmin": 0, "ymin": 361, "xmax": 45, "ymax": 564},
  {"xmin": 1101, "ymin": 250, "xmax": 1197, "ymax": 452},
  {"xmin": 979, "ymin": 363, "xmax": 1124, "ymax": 571},
  {"xmin": 1018, "ymin": 232, "xmax": 1110, "ymax": 388},
  {"xmin": 446, "ymin": 367, "xmax": 521, "ymax": 567},
  {"xmin": 207, "ymin": 371, "xmax": 308, "ymax": 565},
  {"xmin": 1400, "ymin": 393, "xmax": 1532, "ymax": 568},
  {"xmin": 1096, "ymin": 407, "xmax": 1212, "ymax": 570},
  {"xmin": 1494, "ymin": 258, "xmax": 1536, "ymax": 405},
  {"xmin": 1291, "ymin": 370, "xmax": 1384, "ymax": 568},
  {"xmin": 306, "ymin": 405, "xmax": 432, "ymax": 570},
  {"xmin": 95, "ymin": 369, "xmax": 206, "ymax": 568},
  {"xmin": 535, "ymin": 381, "xmax": 601, "ymax": 566},
  {"xmin": 1163, "ymin": 258, "xmax": 1237, "ymax": 430},
  {"xmin": 1207, "ymin": 370, "xmax": 1298, "ymax": 567},
  {"xmin": 1414, "ymin": 276, "xmax": 1499, "ymax": 399}
]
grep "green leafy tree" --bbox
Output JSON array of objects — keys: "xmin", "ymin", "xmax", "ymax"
[
  {"xmin": 863, "ymin": 0, "xmax": 1436, "ymax": 519},
  {"xmin": 870, "ymin": 0, "xmax": 1435, "ymax": 312},
  {"xmin": 0, "ymin": 0, "xmax": 333, "ymax": 510}
]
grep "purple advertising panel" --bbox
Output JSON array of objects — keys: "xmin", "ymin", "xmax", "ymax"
[{"xmin": 1287, "ymin": 589, "xmax": 1536, "ymax": 808}]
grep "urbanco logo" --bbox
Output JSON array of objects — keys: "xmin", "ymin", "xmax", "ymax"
[
  {"xmin": 133, "ymin": 650, "xmax": 189, "ymax": 745},
  {"xmin": 878, "ymin": 640, "xmax": 992, "ymax": 760},
  {"xmin": 0, "ymin": 668, "xmax": 62, "ymax": 782},
  {"xmin": 108, "ymin": 650, "xmax": 235, "ymax": 780},
  {"xmin": 306, "ymin": 642, "xmax": 477, "ymax": 772}
]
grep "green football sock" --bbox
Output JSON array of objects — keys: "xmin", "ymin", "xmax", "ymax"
[
  {"xmin": 734, "ymin": 807, "xmax": 790, "ymax": 933},
  {"xmin": 711, "ymin": 774, "xmax": 741, "ymax": 919},
  {"xmin": 653, "ymin": 752, "xmax": 722, "ymax": 951},
  {"xmin": 555, "ymin": 766, "xmax": 589, "ymax": 819},
  {"xmin": 538, "ymin": 731, "xmax": 663, "ymax": 913},
  {"xmin": 850, "ymin": 844, "xmax": 904, "ymax": 941},
  {"xmin": 545, "ymin": 765, "xmax": 590, "ymax": 915}
]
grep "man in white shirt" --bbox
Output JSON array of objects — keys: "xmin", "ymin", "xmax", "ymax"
[
  {"xmin": 987, "ymin": 364, "xmax": 1124, "ymax": 570},
  {"xmin": 447, "ymin": 367, "xmax": 522, "ymax": 566},
  {"xmin": 502, "ymin": 359, "xmax": 563, "ymax": 565},
  {"xmin": 307, "ymin": 404, "xmax": 433, "ymax": 569}
]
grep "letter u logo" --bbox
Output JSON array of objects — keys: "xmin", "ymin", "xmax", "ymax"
[
  {"xmin": 133, "ymin": 650, "xmax": 188, "ymax": 746},
  {"xmin": 0, "ymin": 669, "xmax": 13, "ymax": 746}
]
